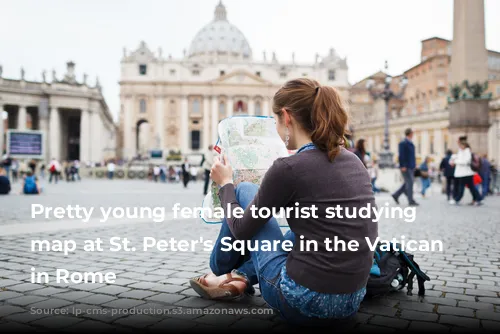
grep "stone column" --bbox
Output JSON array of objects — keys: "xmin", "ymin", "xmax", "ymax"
[
  {"xmin": 90, "ymin": 110, "xmax": 101, "ymax": 163},
  {"xmin": 434, "ymin": 128, "xmax": 444, "ymax": 158},
  {"xmin": 180, "ymin": 96, "xmax": 189, "ymax": 153},
  {"xmin": 80, "ymin": 109, "xmax": 91, "ymax": 163},
  {"xmin": 226, "ymin": 97, "xmax": 233, "ymax": 118},
  {"xmin": 421, "ymin": 130, "xmax": 430, "ymax": 158},
  {"xmin": 123, "ymin": 96, "xmax": 135, "ymax": 159},
  {"xmin": 248, "ymin": 98, "xmax": 255, "ymax": 116},
  {"xmin": 17, "ymin": 105, "xmax": 27, "ymax": 130},
  {"xmin": 203, "ymin": 97, "xmax": 210, "ymax": 148},
  {"xmin": 49, "ymin": 107, "xmax": 61, "ymax": 160},
  {"xmin": 38, "ymin": 99, "xmax": 50, "ymax": 162},
  {"xmin": 155, "ymin": 96, "xmax": 164, "ymax": 149},
  {"xmin": 0, "ymin": 104, "xmax": 4, "ymax": 155},
  {"xmin": 263, "ymin": 98, "xmax": 270, "ymax": 116},
  {"xmin": 211, "ymin": 96, "xmax": 219, "ymax": 144}
]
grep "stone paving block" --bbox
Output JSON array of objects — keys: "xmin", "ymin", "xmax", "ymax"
[
  {"xmin": 149, "ymin": 284, "xmax": 186, "ymax": 294},
  {"xmin": 145, "ymin": 269, "xmax": 176, "ymax": 276},
  {"xmin": 457, "ymin": 301, "xmax": 494, "ymax": 310},
  {"xmin": 62, "ymin": 319, "xmax": 116, "ymax": 332},
  {"xmin": 174, "ymin": 296, "xmax": 217, "ymax": 308},
  {"xmin": 127, "ymin": 281, "xmax": 158, "ymax": 290},
  {"xmin": 481, "ymin": 320, "xmax": 500, "ymax": 331},
  {"xmin": 422, "ymin": 297, "xmax": 457, "ymax": 307},
  {"xmin": 30, "ymin": 315, "xmax": 83, "ymax": 329},
  {"xmin": 0, "ymin": 322, "xmax": 37, "ymax": 332},
  {"xmin": 0, "ymin": 305, "xmax": 27, "ymax": 317},
  {"xmin": 117, "ymin": 289, "xmax": 158, "ymax": 299},
  {"xmin": 475, "ymin": 310, "xmax": 500, "ymax": 321},
  {"xmin": 113, "ymin": 314, "xmax": 162, "ymax": 328},
  {"xmin": 359, "ymin": 305, "xmax": 398, "ymax": 317},
  {"xmin": 146, "ymin": 293, "xmax": 186, "ymax": 305},
  {"xmin": 76, "ymin": 294, "xmax": 117, "ymax": 305},
  {"xmin": 101, "ymin": 298, "xmax": 145, "ymax": 309},
  {"xmin": 230, "ymin": 317, "xmax": 275, "ymax": 330},
  {"xmin": 407, "ymin": 321, "xmax": 450, "ymax": 332},
  {"xmin": 28, "ymin": 287, "xmax": 69, "ymax": 296},
  {"xmin": 368, "ymin": 315, "xmax": 410, "ymax": 329},
  {"xmin": 0, "ymin": 291, "xmax": 23, "ymax": 301},
  {"xmin": 169, "ymin": 271, "xmax": 201, "ymax": 279},
  {"xmin": 477, "ymin": 297, "xmax": 500, "ymax": 305},
  {"xmin": 400, "ymin": 310, "xmax": 439, "ymax": 322},
  {"xmin": 439, "ymin": 315, "xmax": 480, "ymax": 328},
  {"xmin": 7, "ymin": 282, "xmax": 45, "ymax": 292},
  {"xmin": 29, "ymin": 298, "xmax": 74, "ymax": 309},
  {"xmin": 0, "ymin": 279, "xmax": 20, "ymax": 288},
  {"xmin": 6, "ymin": 295, "xmax": 48, "ymax": 306},
  {"xmin": 52, "ymin": 290, "xmax": 93, "ymax": 301},
  {"xmin": 92, "ymin": 285, "xmax": 130, "ymax": 295},
  {"xmin": 4, "ymin": 310, "xmax": 51, "ymax": 323},
  {"xmin": 70, "ymin": 283, "xmax": 106, "ymax": 291},
  {"xmin": 397, "ymin": 300, "xmax": 436, "ymax": 313},
  {"xmin": 465, "ymin": 289, "xmax": 498, "ymax": 297}
]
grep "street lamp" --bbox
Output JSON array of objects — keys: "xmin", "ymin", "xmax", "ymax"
[{"xmin": 366, "ymin": 62, "xmax": 408, "ymax": 168}]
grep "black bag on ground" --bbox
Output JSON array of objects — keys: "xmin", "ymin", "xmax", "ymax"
[{"xmin": 365, "ymin": 242, "xmax": 430, "ymax": 298}]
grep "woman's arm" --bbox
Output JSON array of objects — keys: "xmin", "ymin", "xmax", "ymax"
[{"xmin": 217, "ymin": 159, "xmax": 296, "ymax": 240}]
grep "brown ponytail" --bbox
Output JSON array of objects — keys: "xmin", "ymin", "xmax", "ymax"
[{"xmin": 272, "ymin": 78, "xmax": 349, "ymax": 161}]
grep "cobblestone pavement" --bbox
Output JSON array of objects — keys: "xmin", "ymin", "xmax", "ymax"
[{"xmin": 0, "ymin": 180, "xmax": 499, "ymax": 332}]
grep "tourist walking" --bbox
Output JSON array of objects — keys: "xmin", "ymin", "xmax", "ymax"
[
  {"xmin": 440, "ymin": 150, "xmax": 456, "ymax": 203},
  {"xmin": 153, "ymin": 165, "xmax": 160, "ymax": 182},
  {"xmin": 392, "ymin": 128, "xmax": 419, "ymax": 206},
  {"xmin": 419, "ymin": 156, "xmax": 431, "ymax": 198},
  {"xmin": 190, "ymin": 78, "xmax": 376, "ymax": 326},
  {"xmin": 368, "ymin": 160, "xmax": 380, "ymax": 193},
  {"xmin": 479, "ymin": 155, "xmax": 491, "ymax": 197},
  {"xmin": 11, "ymin": 158, "xmax": 19, "ymax": 183},
  {"xmin": 202, "ymin": 145, "xmax": 214, "ymax": 195},
  {"xmin": 181, "ymin": 158, "xmax": 190, "ymax": 188},
  {"xmin": 353, "ymin": 139, "xmax": 369, "ymax": 168},
  {"xmin": 450, "ymin": 136, "xmax": 482, "ymax": 206}
]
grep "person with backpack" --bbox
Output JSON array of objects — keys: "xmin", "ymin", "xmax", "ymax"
[
  {"xmin": 189, "ymin": 79, "xmax": 377, "ymax": 326},
  {"xmin": 22, "ymin": 171, "xmax": 41, "ymax": 195},
  {"xmin": 450, "ymin": 136, "xmax": 482, "ymax": 206},
  {"xmin": 440, "ymin": 150, "xmax": 456, "ymax": 203},
  {"xmin": 48, "ymin": 158, "xmax": 60, "ymax": 184}
]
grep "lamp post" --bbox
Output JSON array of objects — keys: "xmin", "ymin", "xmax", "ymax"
[{"xmin": 366, "ymin": 62, "xmax": 407, "ymax": 168}]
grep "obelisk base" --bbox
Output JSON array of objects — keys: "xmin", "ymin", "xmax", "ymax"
[{"xmin": 448, "ymin": 99, "xmax": 490, "ymax": 154}]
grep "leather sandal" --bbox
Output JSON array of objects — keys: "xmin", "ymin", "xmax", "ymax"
[{"xmin": 189, "ymin": 272, "xmax": 248, "ymax": 300}]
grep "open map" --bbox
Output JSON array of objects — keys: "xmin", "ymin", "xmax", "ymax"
[{"xmin": 202, "ymin": 116, "xmax": 289, "ymax": 226}]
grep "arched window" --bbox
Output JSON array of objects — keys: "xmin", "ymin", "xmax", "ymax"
[
  {"xmin": 192, "ymin": 99, "xmax": 200, "ymax": 113},
  {"xmin": 139, "ymin": 99, "xmax": 146, "ymax": 113},
  {"xmin": 255, "ymin": 101, "xmax": 262, "ymax": 116},
  {"xmin": 219, "ymin": 102, "xmax": 225, "ymax": 117}
]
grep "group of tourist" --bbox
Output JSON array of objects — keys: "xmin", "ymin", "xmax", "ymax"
[{"xmin": 0, "ymin": 155, "xmax": 42, "ymax": 195}]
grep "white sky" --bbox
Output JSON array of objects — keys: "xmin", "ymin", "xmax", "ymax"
[{"xmin": 1, "ymin": 0, "xmax": 499, "ymax": 120}]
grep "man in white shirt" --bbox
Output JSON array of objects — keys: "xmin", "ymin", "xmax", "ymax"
[{"xmin": 107, "ymin": 161, "xmax": 115, "ymax": 179}]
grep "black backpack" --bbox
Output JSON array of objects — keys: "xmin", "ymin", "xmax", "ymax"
[{"xmin": 366, "ymin": 242, "xmax": 430, "ymax": 298}]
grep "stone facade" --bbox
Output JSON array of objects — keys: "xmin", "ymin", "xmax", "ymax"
[
  {"xmin": 118, "ymin": 1, "xmax": 349, "ymax": 159},
  {"xmin": 350, "ymin": 31, "xmax": 500, "ymax": 164},
  {"xmin": 0, "ymin": 62, "xmax": 116, "ymax": 163}
]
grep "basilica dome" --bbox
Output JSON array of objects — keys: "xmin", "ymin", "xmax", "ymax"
[{"xmin": 187, "ymin": 2, "xmax": 252, "ymax": 59}]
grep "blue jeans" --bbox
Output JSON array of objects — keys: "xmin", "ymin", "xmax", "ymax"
[
  {"xmin": 421, "ymin": 177, "xmax": 431, "ymax": 195},
  {"xmin": 209, "ymin": 182, "xmax": 354, "ymax": 327}
]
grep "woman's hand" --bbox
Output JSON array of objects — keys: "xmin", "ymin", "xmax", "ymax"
[{"xmin": 210, "ymin": 155, "xmax": 233, "ymax": 187}]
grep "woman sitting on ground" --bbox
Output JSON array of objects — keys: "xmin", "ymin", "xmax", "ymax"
[{"xmin": 189, "ymin": 78, "xmax": 378, "ymax": 326}]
